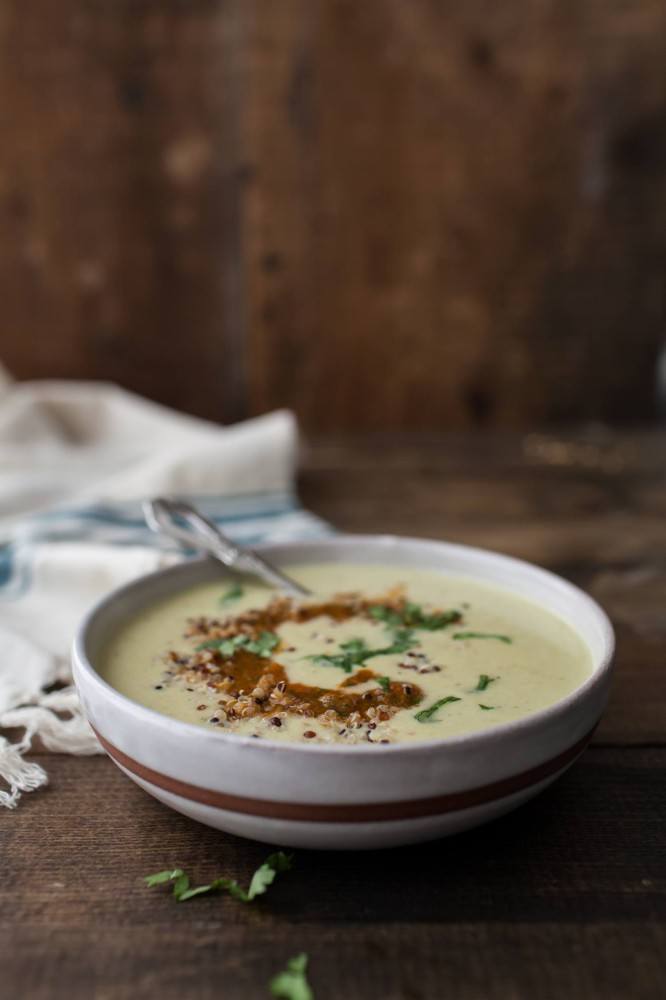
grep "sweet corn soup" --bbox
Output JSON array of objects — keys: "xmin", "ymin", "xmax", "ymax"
[{"xmin": 101, "ymin": 564, "xmax": 592, "ymax": 745}]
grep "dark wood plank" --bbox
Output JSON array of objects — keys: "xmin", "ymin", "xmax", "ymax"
[
  {"xmin": 5, "ymin": 923, "xmax": 666, "ymax": 1000},
  {"xmin": 245, "ymin": 0, "xmax": 666, "ymax": 430},
  {"xmin": 2, "ymin": 750, "xmax": 665, "ymax": 998},
  {"xmin": 0, "ymin": 0, "xmax": 248, "ymax": 421},
  {"xmin": 1, "ymin": 3, "xmax": 665, "ymax": 429}
]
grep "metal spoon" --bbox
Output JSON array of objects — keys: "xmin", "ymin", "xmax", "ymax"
[{"xmin": 143, "ymin": 497, "xmax": 311, "ymax": 598}]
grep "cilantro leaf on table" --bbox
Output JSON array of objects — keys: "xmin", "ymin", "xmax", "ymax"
[
  {"xmin": 246, "ymin": 851, "xmax": 294, "ymax": 901},
  {"xmin": 269, "ymin": 953, "xmax": 313, "ymax": 1000},
  {"xmin": 143, "ymin": 851, "xmax": 293, "ymax": 904},
  {"xmin": 144, "ymin": 868, "xmax": 184, "ymax": 887},
  {"xmin": 414, "ymin": 695, "xmax": 461, "ymax": 723}
]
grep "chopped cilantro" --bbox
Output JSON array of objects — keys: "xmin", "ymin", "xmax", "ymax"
[
  {"xmin": 219, "ymin": 582, "xmax": 243, "ymax": 605},
  {"xmin": 340, "ymin": 637, "xmax": 368, "ymax": 658},
  {"xmin": 246, "ymin": 851, "xmax": 293, "ymax": 900},
  {"xmin": 377, "ymin": 676, "xmax": 391, "ymax": 692},
  {"xmin": 308, "ymin": 630, "xmax": 418, "ymax": 674},
  {"xmin": 144, "ymin": 851, "xmax": 293, "ymax": 904},
  {"xmin": 387, "ymin": 628, "xmax": 418, "ymax": 653},
  {"xmin": 475, "ymin": 674, "xmax": 497, "ymax": 691},
  {"xmin": 195, "ymin": 633, "xmax": 246, "ymax": 653},
  {"xmin": 244, "ymin": 631, "xmax": 280, "ymax": 658},
  {"xmin": 369, "ymin": 605, "xmax": 403, "ymax": 627},
  {"xmin": 479, "ymin": 704, "xmax": 495, "ymax": 711},
  {"xmin": 370, "ymin": 602, "xmax": 461, "ymax": 631},
  {"xmin": 453, "ymin": 632, "xmax": 512, "ymax": 644},
  {"xmin": 307, "ymin": 638, "xmax": 371, "ymax": 673},
  {"xmin": 414, "ymin": 695, "xmax": 461, "ymax": 723},
  {"xmin": 195, "ymin": 631, "xmax": 279, "ymax": 658},
  {"xmin": 269, "ymin": 953, "xmax": 313, "ymax": 1000},
  {"xmin": 144, "ymin": 868, "xmax": 184, "ymax": 887}
]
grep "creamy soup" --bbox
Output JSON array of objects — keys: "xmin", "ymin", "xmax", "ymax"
[{"xmin": 100, "ymin": 563, "xmax": 592, "ymax": 745}]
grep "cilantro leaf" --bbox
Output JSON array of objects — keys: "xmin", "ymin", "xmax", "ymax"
[
  {"xmin": 144, "ymin": 868, "xmax": 184, "ymax": 887},
  {"xmin": 143, "ymin": 852, "xmax": 293, "ymax": 904},
  {"xmin": 377, "ymin": 676, "xmax": 391, "ymax": 692},
  {"xmin": 244, "ymin": 631, "xmax": 280, "ymax": 658},
  {"xmin": 270, "ymin": 953, "xmax": 313, "ymax": 1000},
  {"xmin": 453, "ymin": 632, "xmax": 512, "ymax": 644},
  {"xmin": 475, "ymin": 674, "xmax": 497, "ymax": 691},
  {"xmin": 247, "ymin": 851, "xmax": 293, "ymax": 900},
  {"xmin": 403, "ymin": 602, "xmax": 462, "ymax": 631},
  {"xmin": 369, "ymin": 604, "xmax": 403, "ymax": 627},
  {"xmin": 307, "ymin": 637, "xmax": 374, "ymax": 673},
  {"xmin": 384, "ymin": 628, "xmax": 417, "ymax": 653},
  {"xmin": 219, "ymin": 583, "xmax": 244, "ymax": 605},
  {"xmin": 479, "ymin": 704, "xmax": 495, "ymax": 711},
  {"xmin": 172, "ymin": 873, "xmax": 190, "ymax": 898},
  {"xmin": 340, "ymin": 638, "xmax": 367, "ymax": 656},
  {"xmin": 414, "ymin": 695, "xmax": 461, "ymax": 723},
  {"xmin": 195, "ymin": 633, "xmax": 247, "ymax": 653},
  {"xmin": 308, "ymin": 630, "xmax": 418, "ymax": 674},
  {"xmin": 370, "ymin": 602, "xmax": 461, "ymax": 631},
  {"xmin": 176, "ymin": 879, "xmax": 225, "ymax": 902},
  {"xmin": 196, "ymin": 631, "xmax": 279, "ymax": 658}
]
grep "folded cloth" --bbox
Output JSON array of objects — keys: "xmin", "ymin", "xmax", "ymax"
[{"xmin": 0, "ymin": 371, "xmax": 329, "ymax": 807}]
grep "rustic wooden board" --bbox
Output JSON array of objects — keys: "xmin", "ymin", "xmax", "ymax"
[
  {"xmin": 2, "ymin": 750, "xmax": 665, "ymax": 999},
  {"xmin": 1, "ymin": 2, "xmax": 665, "ymax": 429}
]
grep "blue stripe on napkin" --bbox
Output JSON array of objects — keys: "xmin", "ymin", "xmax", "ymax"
[{"xmin": 0, "ymin": 493, "xmax": 331, "ymax": 600}]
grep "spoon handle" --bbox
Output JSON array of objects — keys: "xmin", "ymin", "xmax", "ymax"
[{"xmin": 143, "ymin": 498, "xmax": 311, "ymax": 598}]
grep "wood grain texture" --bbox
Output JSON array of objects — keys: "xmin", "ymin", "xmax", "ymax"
[
  {"xmin": 1, "ymin": 1, "xmax": 665, "ymax": 429},
  {"xmin": 0, "ymin": 0, "xmax": 248, "ymax": 420},
  {"xmin": 244, "ymin": 0, "xmax": 666, "ymax": 429},
  {"xmin": 2, "ymin": 750, "xmax": 665, "ymax": 999}
]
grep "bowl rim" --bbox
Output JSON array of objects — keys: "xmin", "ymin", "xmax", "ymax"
[{"xmin": 73, "ymin": 532, "xmax": 615, "ymax": 756}]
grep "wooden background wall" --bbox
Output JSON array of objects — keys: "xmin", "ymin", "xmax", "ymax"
[{"xmin": 0, "ymin": 1, "xmax": 664, "ymax": 431}]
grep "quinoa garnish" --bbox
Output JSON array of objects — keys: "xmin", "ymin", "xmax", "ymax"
[{"xmin": 160, "ymin": 589, "xmax": 464, "ymax": 739}]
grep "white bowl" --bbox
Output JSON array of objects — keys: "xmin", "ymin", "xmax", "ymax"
[{"xmin": 72, "ymin": 535, "xmax": 614, "ymax": 850}]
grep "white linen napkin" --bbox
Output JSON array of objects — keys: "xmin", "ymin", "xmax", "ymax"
[{"xmin": 0, "ymin": 370, "xmax": 328, "ymax": 807}]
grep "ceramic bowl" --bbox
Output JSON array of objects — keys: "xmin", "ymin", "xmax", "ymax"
[{"xmin": 72, "ymin": 535, "xmax": 614, "ymax": 850}]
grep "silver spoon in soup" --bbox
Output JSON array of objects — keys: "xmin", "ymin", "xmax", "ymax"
[{"xmin": 143, "ymin": 497, "xmax": 311, "ymax": 598}]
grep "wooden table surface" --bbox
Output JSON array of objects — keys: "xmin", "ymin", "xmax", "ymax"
[{"xmin": 3, "ymin": 428, "xmax": 665, "ymax": 999}]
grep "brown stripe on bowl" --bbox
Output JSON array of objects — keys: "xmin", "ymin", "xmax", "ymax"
[{"xmin": 93, "ymin": 726, "xmax": 594, "ymax": 824}]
